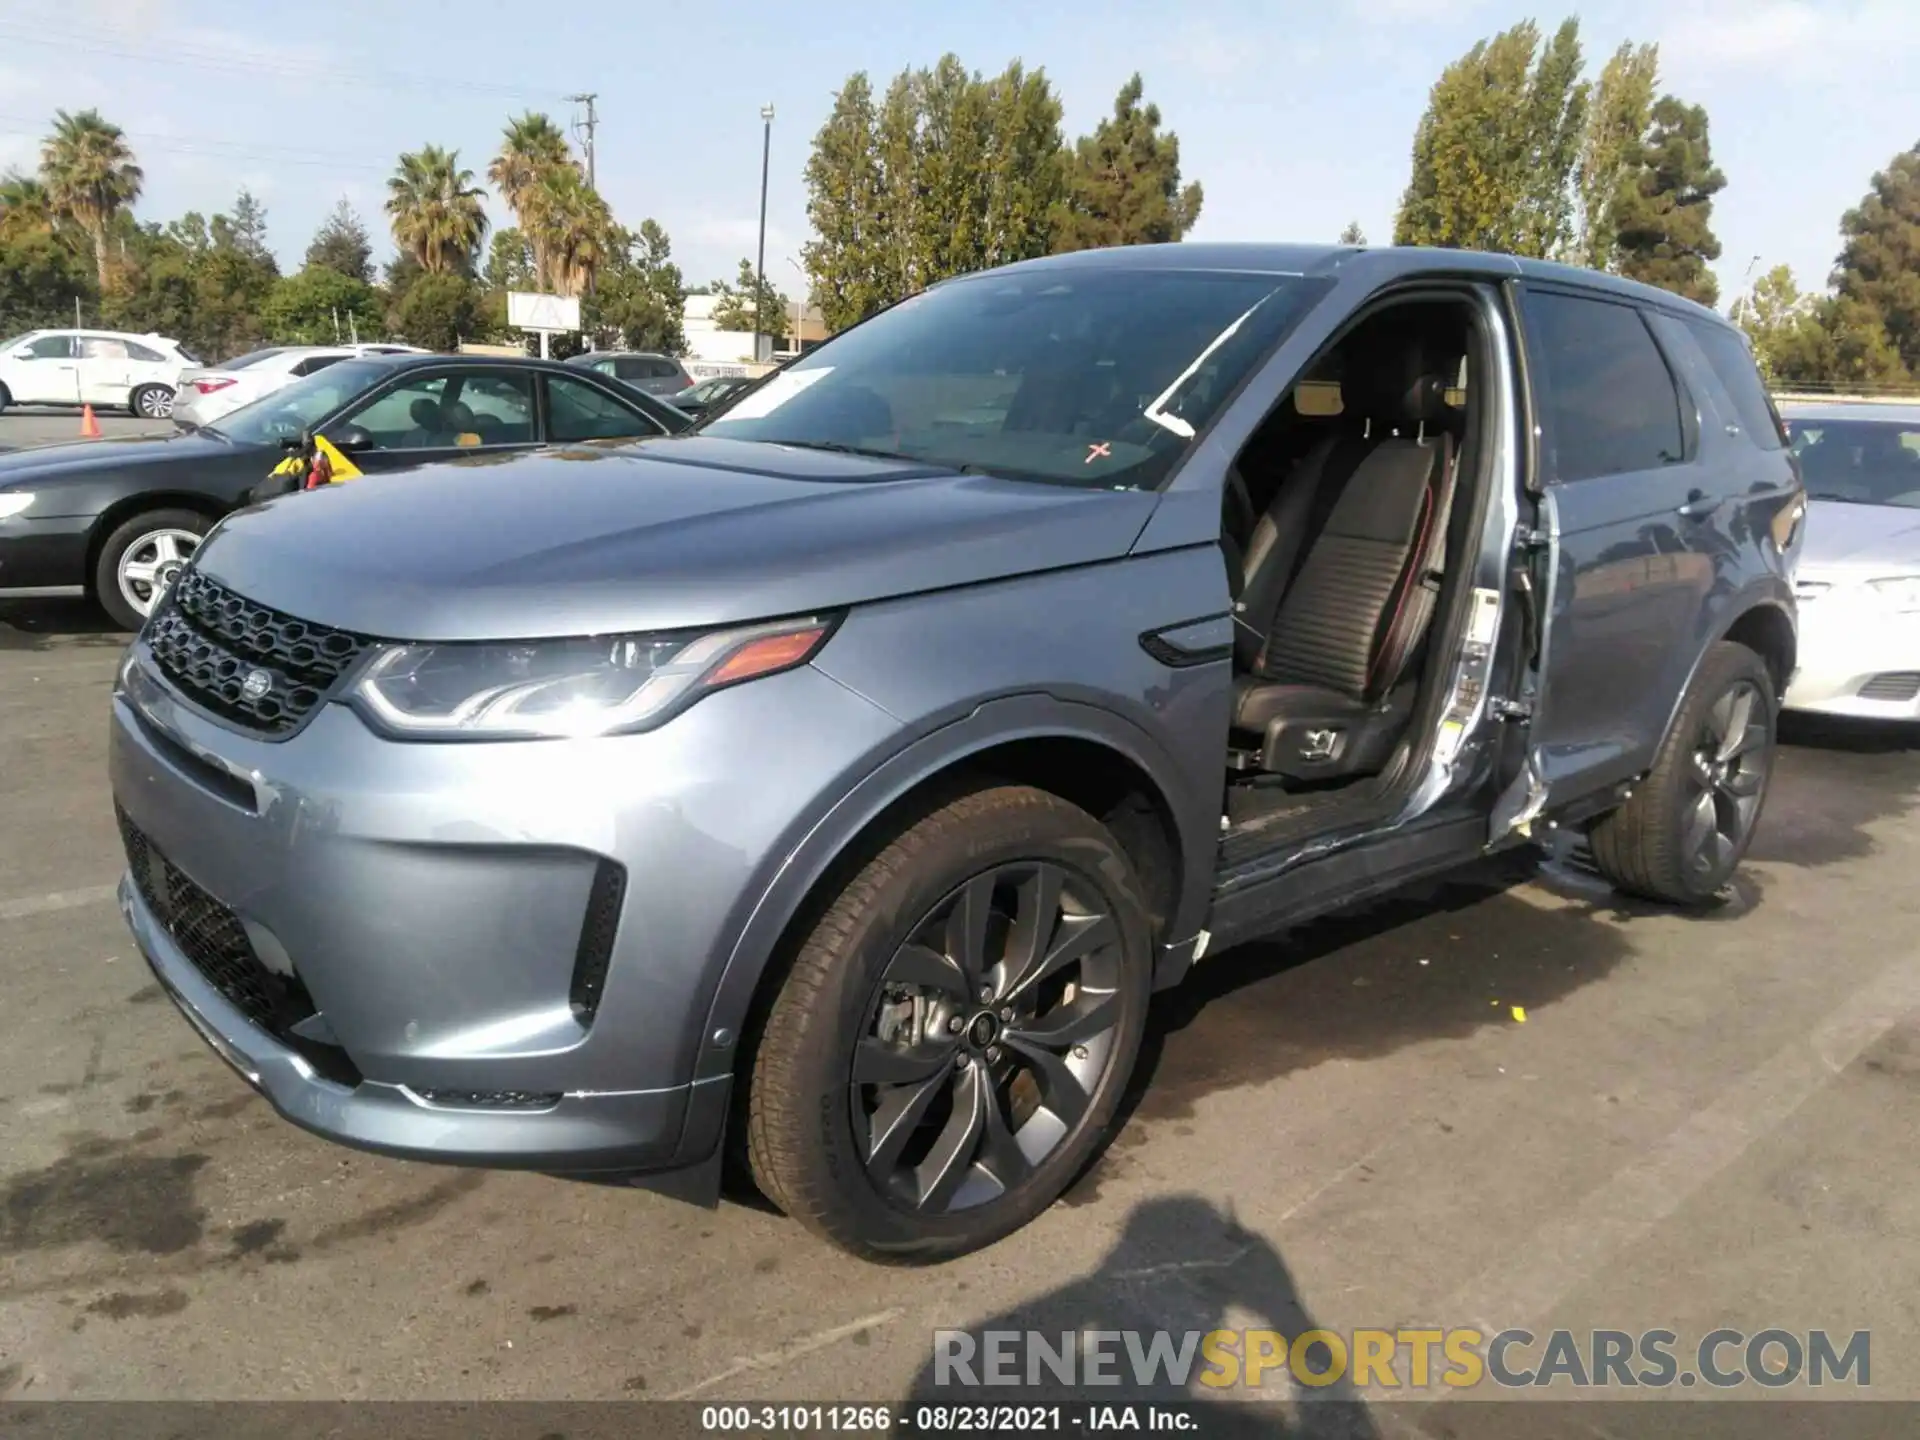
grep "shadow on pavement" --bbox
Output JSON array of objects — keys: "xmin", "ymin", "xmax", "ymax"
[
  {"xmin": 900, "ymin": 1193, "xmax": 1378, "ymax": 1437},
  {"xmin": 0, "ymin": 597, "xmax": 127, "ymax": 652}
]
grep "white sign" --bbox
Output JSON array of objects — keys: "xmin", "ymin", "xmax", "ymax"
[{"xmin": 507, "ymin": 291, "xmax": 581, "ymax": 333}]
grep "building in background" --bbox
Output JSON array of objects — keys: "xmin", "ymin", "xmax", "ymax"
[{"xmin": 680, "ymin": 294, "xmax": 828, "ymax": 380}]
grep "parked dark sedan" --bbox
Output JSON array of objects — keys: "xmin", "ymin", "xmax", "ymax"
[
  {"xmin": 0, "ymin": 352, "xmax": 689, "ymax": 629},
  {"xmin": 669, "ymin": 375, "xmax": 759, "ymax": 419}
]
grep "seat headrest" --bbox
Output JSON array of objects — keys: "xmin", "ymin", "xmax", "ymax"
[
  {"xmin": 1341, "ymin": 330, "xmax": 1457, "ymax": 425},
  {"xmin": 409, "ymin": 397, "xmax": 441, "ymax": 427}
]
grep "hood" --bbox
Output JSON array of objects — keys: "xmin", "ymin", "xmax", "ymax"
[
  {"xmin": 0, "ymin": 430, "xmax": 230, "ymax": 485},
  {"xmin": 1798, "ymin": 501, "xmax": 1920, "ymax": 577},
  {"xmin": 191, "ymin": 436, "xmax": 1163, "ymax": 641}
]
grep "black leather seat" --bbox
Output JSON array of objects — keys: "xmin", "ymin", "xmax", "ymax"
[{"xmin": 1231, "ymin": 338, "xmax": 1463, "ymax": 782}]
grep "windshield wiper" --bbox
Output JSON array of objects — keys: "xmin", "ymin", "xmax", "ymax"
[{"xmin": 766, "ymin": 439, "xmax": 927, "ymax": 464}]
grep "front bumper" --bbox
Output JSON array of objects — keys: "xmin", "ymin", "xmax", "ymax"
[
  {"xmin": 109, "ymin": 637, "xmax": 900, "ymax": 1171},
  {"xmin": 1782, "ymin": 592, "xmax": 1920, "ymax": 719}
]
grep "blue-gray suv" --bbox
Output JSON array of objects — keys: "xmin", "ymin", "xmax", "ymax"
[{"xmin": 109, "ymin": 243, "xmax": 1804, "ymax": 1262}]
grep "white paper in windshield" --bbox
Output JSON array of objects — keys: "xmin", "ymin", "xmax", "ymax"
[{"xmin": 717, "ymin": 366, "xmax": 833, "ymax": 422}]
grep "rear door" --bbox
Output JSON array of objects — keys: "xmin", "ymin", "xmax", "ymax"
[
  {"xmin": 77, "ymin": 335, "xmax": 134, "ymax": 406},
  {"xmin": 1514, "ymin": 284, "xmax": 1718, "ymax": 806}
]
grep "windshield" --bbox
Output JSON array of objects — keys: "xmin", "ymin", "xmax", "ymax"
[
  {"xmin": 1790, "ymin": 417, "xmax": 1920, "ymax": 508},
  {"xmin": 209, "ymin": 359, "xmax": 388, "ymax": 444},
  {"xmin": 219, "ymin": 346, "xmax": 289, "ymax": 371},
  {"xmin": 701, "ymin": 268, "xmax": 1331, "ymax": 487}
]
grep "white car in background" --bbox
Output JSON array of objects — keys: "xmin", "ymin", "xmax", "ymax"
[
  {"xmin": 1780, "ymin": 398, "xmax": 1920, "ymax": 720},
  {"xmin": 173, "ymin": 346, "xmax": 360, "ymax": 429},
  {"xmin": 0, "ymin": 328, "xmax": 196, "ymax": 420}
]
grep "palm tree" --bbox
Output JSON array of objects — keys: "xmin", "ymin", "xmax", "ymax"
[
  {"xmin": 385, "ymin": 146, "xmax": 488, "ymax": 275},
  {"xmin": 0, "ymin": 171, "xmax": 57, "ymax": 238},
  {"xmin": 523, "ymin": 165, "xmax": 611, "ymax": 297},
  {"xmin": 488, "ymin": 112, "xmax": 573, "ymax": 290},
  {"xmin": 38, "ymin": 109, "xmax": 142, "ymax": 290}
]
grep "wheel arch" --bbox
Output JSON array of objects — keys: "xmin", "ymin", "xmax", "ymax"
[
  {"xmin": 693, "ymin": 697, "xmax": 1204, "ymax": 1100},
  {"xmin": 1654, "ymin": 592, "xmax": 1797, "ymax": 761}
]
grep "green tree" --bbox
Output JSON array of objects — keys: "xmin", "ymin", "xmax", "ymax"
[
  {"xmin": 1394, "ymin": 18, "xmax": 1589, "ymax": 257},
  {"xmin": 1338, "ymin": 221, "xmax": 1366, "ymax": 245},
  {"xmin": 385, "ymin": 146, "xmax": 488, "ymax": 276},
  {"xmin": 38, "ymin": 108, "xmax": 143, "ymax": 292},
  {"xmin": 0, "ymin": 228, "xmax": 93, "ymax": 335},
  {"xmin": 523, "ymin": 163, "xmax": 611, "ymax": 297},
  {"xmin": 484, "ymin": 227, "xmax": 536, "ymax": 291},
  {"xmin": 1612, "ymin": 96, "xmax": 1724, "ymax": 304},
  {"xmin": 260, "ymin": 266, "xmax": 383, "ymax": 345},
  {"xmin": 1054, "ymin": 73, "xmax": 1202, "ymax": 251},
  {"xmin": 391, "ymin": 270, "xmax": 483, "ymax": 350},
  {"xmin": 588, "ymin": 218, "xmax": 687, "ymax": 353},
  {"xmin": 0, "ymin": 170, "xmax": 60, "ymax": 239},
  {"xmin": 1830, "ymin": 142, "xmax": 1920, "ymax": 376},
  {"xmin": 709, "ymin": 257, "xmax": 791, "ymax": 335},
  {"xmin": 801, "ymin": 73, "xmax": 887, "ymax": 332},
  {"xmin": 488, "ymin": 112, "xmax": 575, "ymax": 291},
  {"xmin": 305, "ymin": 198, "xmax": 374, "ymax": 283},
  {"xmin": 1576, "ymin": 41, "xmax": 1659, "ymax": 270},
  {"xmin": 101, "ymin": 192, "xmax": 278, "ymax": 359},
  {"xmin": 224, "ymin": 188, "xmax": 271, "ymax": 264},
  {"xmin": 1730, "ymin": 265, "xmax": 1832, "ymax": 386}
]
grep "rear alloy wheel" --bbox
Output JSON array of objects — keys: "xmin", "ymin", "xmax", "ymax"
[
  {"xmin": 131, "ymin": 384, "xmax": 174, "ymax": 420},
  {"xmin": 94, "ymin": 508, "xmax": 209, "ymax": 631},
  {"xmin": 746, "ymin": 786, "xmax": 1151, "ymax": 1262},
  {"xmin": 1589, "ymin": 641, "xmax": 1777, "ymax": 904}
]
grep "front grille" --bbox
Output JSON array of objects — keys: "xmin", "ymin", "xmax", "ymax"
[
  {"xmin": 1859, "ymin": 671, "xmax": 1920, "ymax": 702},
  {"xmin": 146, "ymin": 569, "xmax": 378, "ymax": 736}
]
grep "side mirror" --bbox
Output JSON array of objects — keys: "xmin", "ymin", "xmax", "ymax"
[
  {"xmin": 11, "ymin": 348, "xmax": 33, "ymax": 361},
  {"xmin": 322, "ymin": 423, "xmax": 373, "ymax": 454}
]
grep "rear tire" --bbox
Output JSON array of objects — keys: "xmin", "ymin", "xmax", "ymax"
[
  {"xmin": 93, "ymin": 508, "xmax": 209, "ymax": 632},
  {"xmin": 1589, "ymin": 641, "xmax": 1777, "ymax": 904},
  {"xmin": 746, "ymin": 785, "xmax": 1152, "ymax": 1263},
  {"xmin": 0, "ymin": 384, "xmax": 10, "ymax": 418},
  {"xmin": 130, "ymin": 384, "xmax": 173, "ymax": 420}
]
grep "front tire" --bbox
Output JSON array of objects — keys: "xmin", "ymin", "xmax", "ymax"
[
  {"xmin": 94, "ymin": 508, "xmax": 209, "ymax": 631},
  {"xmin": 746, "ymin": 785, "xmax": 1152, "ymax": 1263},
  {"xmin": 130, "ymin": 384, "xmax": 174, "ymax": 420},
  {"xmin": 1589, "ymin": 641, "xmax": 1777, "ymax": 904}
]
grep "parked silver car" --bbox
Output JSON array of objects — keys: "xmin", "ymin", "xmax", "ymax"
[
  {"xmin": 1780, "ymin": 399, "xmax": 1920, "ymax": 719},
  {"xmin": 110, "ymin": 244, "xmax": 1799, "ymax": 1262}
]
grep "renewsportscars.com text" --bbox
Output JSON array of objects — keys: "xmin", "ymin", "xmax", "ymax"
[{"xmin": 932, "ymin": 1327, "xmax": 1871, "ymax": 1391}]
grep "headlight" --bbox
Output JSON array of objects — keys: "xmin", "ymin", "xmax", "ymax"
[
  {"xmin": 348, "ymin": 614, "xmax": 837, "ymax": 740},
  {"xmin": 0, "ymin": 491, "xmax": 34, "ymax": 520},
  {"xmin": 1866, "ymin": 576, "xmax": 1920, "ymax": 612}
]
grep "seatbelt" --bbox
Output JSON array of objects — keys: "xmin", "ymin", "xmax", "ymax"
[{"xmin": 1371, "ymin": 431, "xmax": 1460, "ymax": 693}]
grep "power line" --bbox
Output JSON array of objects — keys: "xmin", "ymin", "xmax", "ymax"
[
  {"xmin": 0, "ymin": 24, "xmax": 572, "ymax": 102},
  {"xmin": 0, "ymin": 117, "xmax": 391, "ymax": 173}
]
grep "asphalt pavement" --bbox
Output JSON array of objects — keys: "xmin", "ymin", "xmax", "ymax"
[
  {"xmin": 0, "ymin": 411, "xmax": 172, "ymax": 453},
  {"xmin": 2, "ymin": 595, "xmax": 1919, "ymax": 1421}
]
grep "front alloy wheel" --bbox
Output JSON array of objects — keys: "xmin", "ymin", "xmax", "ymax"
[
  {"xmin": 856, "ymin": 860, "xmax": 1125, "ymax": 1215},
  {"xmin": 746, "ymin": 786, "xmax": 1151, "ymax": 1262}
]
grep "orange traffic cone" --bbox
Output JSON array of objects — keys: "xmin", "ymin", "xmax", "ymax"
[{"xmin": 80, "ymin": 404, "xmax": 101, "ymax": 439}]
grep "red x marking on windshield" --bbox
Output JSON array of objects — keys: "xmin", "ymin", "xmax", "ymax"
[{"xmin": 1086, "ymin": 441, "xmax": 1112, "ymax": 464}]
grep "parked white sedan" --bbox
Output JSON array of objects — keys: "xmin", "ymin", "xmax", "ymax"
[
  {"xmin": 1781, "ymin": 399, "xmax": 1920, "ymax": 720},
  {"xmin": 0, "ymin": 328, "xmax": 196, "ymax": 419},
  {"xmin": 172, "ymin": 346, "xmax": 361, "ymax": 429}
]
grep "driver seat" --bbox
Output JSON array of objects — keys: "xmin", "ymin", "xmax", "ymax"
[{"xmin": 1232, "ymin": 336, "xmax": 1463, "ymax": 783}]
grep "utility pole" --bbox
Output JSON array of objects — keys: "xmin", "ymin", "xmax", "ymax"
[
  {"xmin": 755, "ymin": 104, "xmax": 774, "ymax": 365},
  {"xmin": 567, "ymin": 93, "xmax": 599, "ymax": 188}
]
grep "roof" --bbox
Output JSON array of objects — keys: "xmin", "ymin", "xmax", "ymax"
[
  {"xmin": 352, "ymin": 351, "xmax": 586, "ymax": 374},
  {"xmin": 1778, "ymin": 398, "xmax": 1920, "ymax": 424},
  {"xmin": 974, "ymin": 242, "xmax": 1734, "ymax": 329}
]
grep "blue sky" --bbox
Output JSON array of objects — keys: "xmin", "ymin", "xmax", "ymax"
[{"xmin": 1, "ymin": 0, "xmax": 1914, "ymax": 310}]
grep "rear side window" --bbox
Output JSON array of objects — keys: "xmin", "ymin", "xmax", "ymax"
[
  {"xmin": 291, "ymin": 355, "xmax": 345, "ymax": 377},
  {"xmin": 646, "ymin": 359, "xmax": 682, "ymax": 380},
  {"xmin": 1686, "ymin": 321, "xmax": 1785, "ymax": 450},
  {"xmin": 125, "ymin": 340, "xmax": 166, "ymax": 363},
  {"xmin": 1522, "ymin": 291, "xmax": 1686, "ymax": 483}
]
